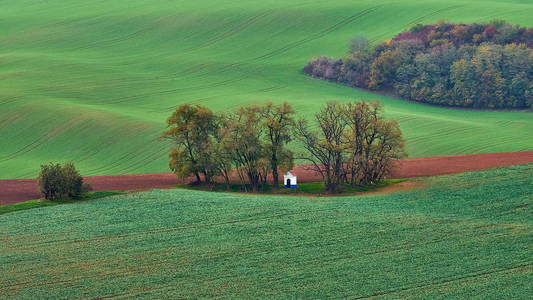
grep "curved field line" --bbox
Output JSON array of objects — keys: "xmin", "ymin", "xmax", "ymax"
[
  {"xmin": 171, "ymin": 63, "xmax": 211, "ymax": 79},
  {"xmin": 0, "ymin": 18, "xmax": 81, "ymax": 48},
  {"xmin": 93, "ymin": 74, "xmax": 248, "ymax": 105},
  {"xmin": 91, "ymin": 145, "xmax": 169, "ymax": 176},
  {"xmin": 4, "ymin": 208, "xmax": 504, "ymax": 251},
  {"xmin": 1, "ymin": 219, "xmax": 525, "ymax": 280},
  {"xmin": 347, "ymin": 262, "xmax": 532, "ymax": 299},
  {"xmin": 161, "ymin": 80, "xmax": 286, "ymax": 113},
  {"xmin": 257, "ymin": 84, "xmax": 287, "ymax": 93},
  {"xmin": 1, "ymin": 269, "xmax": 139, "ymax": 292},
  {"xmin": 0, "ymin": 96, "xmax": 23, "ymax": 106},
  {"xmin": 0, "ymin": 119, "xmax": 83, "ymax": 163},
  {"xmin": 0, "ymin": 218, "xmax": 484, "ymax": 267},
  {"xmin": 80, "ymin": 132, "xmax": 169, "ymax": 176},
  {"xmin": 407, "ymin": 5, "xmax": 464, "ymax": 27},
  {"xmin": 71, "ymin": 12, "xmax": 182, "ymax": 51},
  {"xmin": 0, "ymin": 108, "xmax": 31, "ymax": 131},
  {"xmin": 184, "ymin": 9, "xmax": 275, "ymax": 52},
  {"xmin": 368, "ymin": 5, "xmax": 464, "ymax": 44},
  {"xmin": 110, "ymin": 146, "xmax": 169, "ymax": 175},
  {"xmin": 92, "ymin": 64, "xmax": 248, "ymax": 106},
  {"xmin": 0, "ymin": 227, "xmax": 515, "ymax": 290},
  {"xmin": 254, "ymin": 6, "xmax": 381, "ymax": 61},
  {"xmin": 171, "ymin": 62, "xmax": 246, "ymax": 82},
  {"xmin": 13, "ymin": 229, "xmax": 525, "ymax": 298},
  {"xmin": 82, "ymin": 142, "xmax": 158, "ymax": 175},
  {"xmin": 55, "ymin": 122, "xmax": 153, "ymax": 170},
  {"xmin": 12, "ymin": 209, "xmax": 334, "ymax": 249}
]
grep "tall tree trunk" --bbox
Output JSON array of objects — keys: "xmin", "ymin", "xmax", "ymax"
[
  {"xmin": 271, "ymin": 150, "xmax": 279, "ymax": 190},
  {"xmin": 194, "ymin": 172, "xmax": 202, "ymax": 184},
  {"xmin": 250, "ymin": 172, "xmax": 259, "ymax": 193},
  {"xmin": 272, "ymin": 167, "xmax": 279, "ymax": 190},
  {"xmin": 222, "ymin": 169, "xmax": 230, "ymax": 190},
  {"xmin": 237, "ymin": 169, "xmax": 247, "ymax": 192}
]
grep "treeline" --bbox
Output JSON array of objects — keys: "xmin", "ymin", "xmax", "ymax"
[
  {"xmin": 304, "ymin": 20, "xmax": 533, "ymax": 109},
  {"xmin": 163, "ymin": 101, "xmax": 405, "ymax": 193}
]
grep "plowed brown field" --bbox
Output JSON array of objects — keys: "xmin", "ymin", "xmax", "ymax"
[{"xmin": 1, "ymin": 151, "xmax": 532, "ymax": 205}]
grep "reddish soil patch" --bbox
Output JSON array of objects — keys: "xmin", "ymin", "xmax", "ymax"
[
  {"xmin": 389, "ymin": 151, "xmax": 533, "ymax": 178},
  {"xmin": 1, "ymin": 151, "xmax": 532, "ymax": 206},
  {"xmin": 0, "ymin": 173, "xmax": 179, "ymax": 206},
  {"xmin": 290, "ymin": 151, "xmax": 533, "ymax": 181}
]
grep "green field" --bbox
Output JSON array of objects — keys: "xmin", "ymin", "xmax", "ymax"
[
  {"xmin": 1, "ymin": 164, "xmax": 531, "ymax": 298},
  {"xmin": 2, "ymin": 0, "xmax": 533, "ymax": 179}
]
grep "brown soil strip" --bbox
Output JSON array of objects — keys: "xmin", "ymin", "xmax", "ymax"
[{"xmin": 1, "ymin": 151, "xmax": 532, "ymax": 206}]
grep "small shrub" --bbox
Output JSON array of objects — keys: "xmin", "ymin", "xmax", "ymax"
[
  {"xmin": 37, "ymin": 162, "xmax": 85, "ymax": 201},
  {"xmin": 37, "ymin": 163, "xmax": 64, "ymax": 201},
  {"xmin": 61, "ymin": 162, "xmax": 83, "ymax": 199}
]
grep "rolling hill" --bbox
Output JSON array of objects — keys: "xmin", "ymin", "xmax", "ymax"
[{"xmin": 1, "ymin": 0, "xmax": 533, "ymax": 179}]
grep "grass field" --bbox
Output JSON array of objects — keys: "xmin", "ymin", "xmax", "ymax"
[
  {"xmin": 1, "ymin": 164, "xmax": 532, "ymax": 298},
  {"xmin": 1, "ymin": 0, "xmax": 533, "ymax": 179}
]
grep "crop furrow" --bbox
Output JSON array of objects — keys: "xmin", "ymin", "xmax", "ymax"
[
  {"xmin": 347, "ymin": 262, "xmax": 532, "ymax": 299},
  {"xmin": 254, "ymin": 6, "xmax": 380, "ymax": 61},
  {"xmin": 184, "ymin": 10, "xmax": 274, "ymax": 52}
]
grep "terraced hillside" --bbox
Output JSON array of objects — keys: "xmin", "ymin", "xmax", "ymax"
[
  {"xmin": 1, "ymin": 0, "xmax": 533, "ymax": 179},
  {"xmin": 1, "ymin": 164, "xmax": 532, "ymax": 298}
]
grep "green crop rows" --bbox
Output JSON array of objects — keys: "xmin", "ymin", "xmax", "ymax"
[
  {"xmin": 1, "ymin": 0, "xmax": 533, "ymax": 179},
  {"xmin": 1, "ymin": 164, "xmax": 532, "ymax": 298}
]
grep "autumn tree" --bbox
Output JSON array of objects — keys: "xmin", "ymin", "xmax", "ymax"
[
  {"xmin": 162, "ymin": 104, "xmax": 219, "ymax": 184},
  {"xmin": 211, "ymin": 113, "xmax": 234, "ymax": 190},
  {"xmin": 220, "ymin": 105, "xmax": 267, "ymax": 192},
  {"xmin": 261, "ymin": 101, "xmax": 296, "ymax": 190},
  {"xmin": 368, "ymin": 49, "xmax": 401, "ymax": 90},
  {"xmin": 343, "ymin": 102, "xmax": 406, "ymax": 185}
]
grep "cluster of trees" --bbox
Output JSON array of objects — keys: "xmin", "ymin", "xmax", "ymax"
[
  {"xmin": 38, "ymin": 162, "xmax": 91, "ymax": 200},
  {"xmin": 163, "ymin": 101, "xmax": 405, "ymax": 194},
  {"xmin": 295, "ymin": 101, "xmax": 405, "ymax": 193},
  {"xmin": 162, "ymin": 102, "xmax": 295, "ymax": 192},
  {"xmin": 304, "ymin": 20, "xmax": 533, "ymax": 109}
]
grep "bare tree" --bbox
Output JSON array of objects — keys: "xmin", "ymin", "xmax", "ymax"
[
  {"xmin": 344, "ymin": 101, "xmax": 406, "ymax": 185},
  {"xmin": 295, "ymin": 102, "xmax": 348, "ymax": 193},
  {"xmin": 296, "ymin": 101, "xmax": 405, "ymax": 193}
]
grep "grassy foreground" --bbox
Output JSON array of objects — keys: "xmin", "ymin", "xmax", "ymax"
[
  {"xmin": 1, "ymin": 164, "xmax": 531, "ymax": 298},
  {"xmin": 1, "ymin": 0, "xmax": 533, "ymax": 179},
  {"xmin": 0, "ymin": 191, "xmax": 124, "ymax": 216}
]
